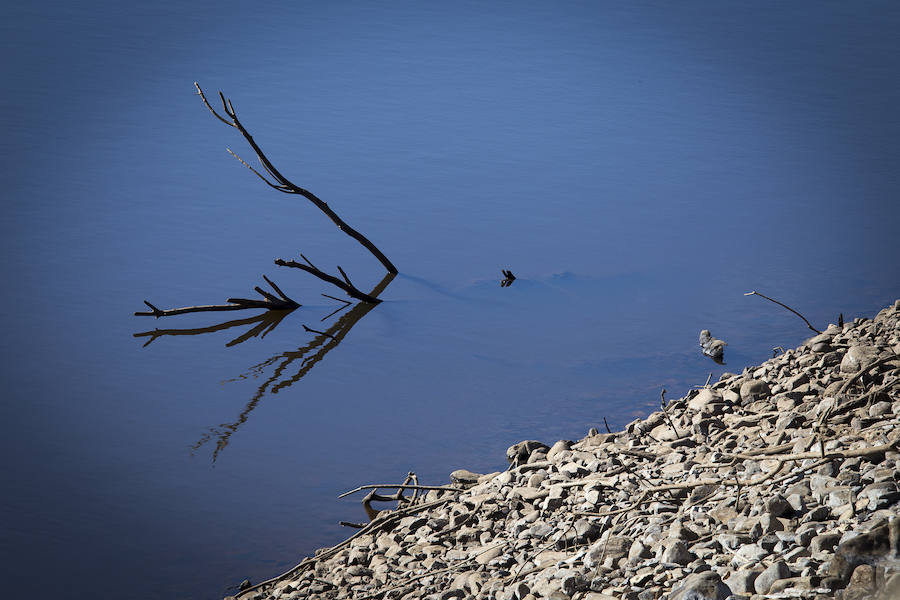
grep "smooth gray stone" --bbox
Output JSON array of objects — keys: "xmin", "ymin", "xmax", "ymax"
[
  {"xmin": 754, "ymin": 560, "xmax": 791, "ymax": 595},
  {"xmin": 740, "ymin": 379, "xmax": 771, "ymax": 404},
  {"xmin": 724, "ymin": 568, "xmax": 761, "ymax": 595},
  {"xmin": 669, "ymin": 571, "xmax": 732, "ymax": 600}
]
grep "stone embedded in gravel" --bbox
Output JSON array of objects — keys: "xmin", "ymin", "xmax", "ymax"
[
  {"xmin": 449, "ymin": 469, "xmax": 481, "ymax": 485},
  {"xmin": 660, "ymin": 539, "xmax": 695, "ymax": 565},
  {"xmin": 830, "ymin": 518, "xmax": 900, "ymax": 583},
  {"xmin": 840, "ymin": 344, "xmax": 880, "ymax": 373},
  {"xmin": 628, "ymin": 539, "xmax": 653, "ymax": 562},
  {"xmin": 754, "ymin": 560, "xmax": 792, "ymax": 594},
  {"xmin": 844, "ymin": 564, "xmax": 878, "ymax": 600},
  {"xmin": 764, "ymin": 493, "xmax": 792, "ymax": 517},
  {"xmin": 739, "ymin": 379, "xmax": 771, "ymax": 404},
  {"xmin": 687, "ymin": 388, "xmax": 722, "ymax": 412},
  {"xmin": 668, "ymin": 571, "xmax": 732, "ymax": 600},
  {"xmin": 506, "ymin": 440, "xmax": 550, "ymax": 465},
  {"xmin": 731, "ymin": 543, "xmax": 769, "ymax": 568},
  {"xmin": 859, "ymin": 482, "xmax": 900, "ymax": 510},
  {"xmin": 724, "ymin": 568, "xmax": 761, "ymax": 595}
]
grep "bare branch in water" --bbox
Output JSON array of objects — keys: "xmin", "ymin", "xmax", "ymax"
[
  {"xmin": 744, "ymin": 290, "xmax": 822, "ymax": 334},
  {"xmin": 195, "ymin": 82, "xmax": 397, "ymax": 274},
  {"xmin": 134, "ymin": 277, "xmax": 299, "ymax": 317}
]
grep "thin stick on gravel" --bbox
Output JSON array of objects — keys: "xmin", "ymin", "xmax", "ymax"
[
  {"xmin": 660, "ymin": 388, "xmax": 682, "ymax": 439},
  {"xmin": 338, "ymin": 484, "xmax": 465, "ymax": 499}
]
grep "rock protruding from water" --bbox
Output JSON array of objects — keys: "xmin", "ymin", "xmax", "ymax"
[{"xmin": 699, "ymin": 329, "xmax": 727, "ymax": 363}]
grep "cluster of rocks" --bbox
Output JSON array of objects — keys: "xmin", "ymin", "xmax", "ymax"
[{"xmin": 228, "ymin": 300, "xmax": 900, "ymax": 600}]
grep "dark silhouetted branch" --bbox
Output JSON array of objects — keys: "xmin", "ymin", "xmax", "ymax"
[
  {"xmin": 134, "ymin": 276, "xmax": 300, "ymax": 318},
  {"xmin": 744, "ymin": 290, "xmax": 822, "ymax": 334},
  {"xmin": 275, "ymin": 257, "xmax": 381, "ymax": 303},
  {"xmin": 195, "ymin": 82, "xmax": 398, "ymax": 274}
]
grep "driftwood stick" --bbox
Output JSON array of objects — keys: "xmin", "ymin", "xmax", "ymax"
[
  {"xmin": 338, "ymin": 484, "xmax": 465, "ymax": 499},
  {"xmin": 744, "ymin": 291, "xmax": 822, "ymax": 334},
  {"xmin": 819, "ymin": 357, "xmax": 900, "ymax": 424},
  {"xmin": 660, "ymin": 388, "xmax": 681, "ymax": 439},
  {"xmin": 195, "ymin": 82, "xmax": 398, "ymax": 274},
  {"xmin": 135, "ymin": 277, "xmax": 299, "ymax": 317},
  {"xmin": 728, "ymin": 440, "xmax": 897, "ymax": 463}
]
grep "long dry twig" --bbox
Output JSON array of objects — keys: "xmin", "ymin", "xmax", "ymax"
[
  {"xmin": 819, "ymin": 357, "xmax": 900, "ymax": 425},
  {"xmin": 744, "ymin": 290, "xmax": 822, "ymax": 334},
  {"xmin": 338, "ymin": 483, "xmax": 465, "ymax": 500}
]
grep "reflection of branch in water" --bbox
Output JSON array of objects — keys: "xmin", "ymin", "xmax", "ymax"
[
  {"xmin": 133, "ymin": 309, "xmax": 292, "ymax": 348},
  {"xmin": 194, "ymin": 272, "xmax": 395, "ymax": 462}
]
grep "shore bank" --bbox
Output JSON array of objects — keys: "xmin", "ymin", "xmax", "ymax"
[{"xmin": 227, "ymin": 299, "xmax": 900, "ymax": 600}]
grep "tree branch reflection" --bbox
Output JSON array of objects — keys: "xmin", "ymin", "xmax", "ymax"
[
  {"xmin": 192, "ymin": 272, "xmax": 395, "ymax": 462},
  {"xmin": 133, "ymin": 309, "xmax": 293, "ymax": 348}
]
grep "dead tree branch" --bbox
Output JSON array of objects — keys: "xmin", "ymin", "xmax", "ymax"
[
  {"xmin": 338, "ymin": 483, "xmax": 465, "ymax": 499},
  {"xmin": 195, "ymin": 82, "xmax": 398, "ymax": 275},
  {"xmin": 744, "ymin": 291, "xmax": 822, "ymax": 334},
  {"xmin": 274, "ymin": 256, "xmax": 382, "ymax": 304},
  {"xmin": 134, "ymin": 275, "xmax": 299, "ymax": 318}
]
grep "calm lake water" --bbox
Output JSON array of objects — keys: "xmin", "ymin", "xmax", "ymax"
[{"xmin": 3, "ymin": 2, "xmax": 900, "ymax": 598}]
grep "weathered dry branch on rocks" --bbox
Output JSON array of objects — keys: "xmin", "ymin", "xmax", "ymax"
[
  {"xmin": 744, "ymin": 290, "xmax": 822, "ymax": 333},
  {"xmin": 337, "ymin": 483, "xmax": 466, "ymax": 500},
  {"xmin": 818, "ymin": 356, "xmax": 900, "ymax": 425}
]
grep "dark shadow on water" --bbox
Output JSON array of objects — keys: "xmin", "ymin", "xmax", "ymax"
[
  {"xmin": 189, "ymin": 272, "xmax": 396, "ymax": 462},
  {"xmin": 133, "ymin": 310, "xmax": 294, "ymax": 348}
]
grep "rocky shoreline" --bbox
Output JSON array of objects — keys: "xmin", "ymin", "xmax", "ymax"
[{"xmin": 227, "ymin": 299, "xmax": 900, "ymax": 600}]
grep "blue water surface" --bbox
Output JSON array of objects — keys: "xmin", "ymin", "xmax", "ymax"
[{"xmin": 2, "ymin": 2, "xmax": 899, "ymax": 598}]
